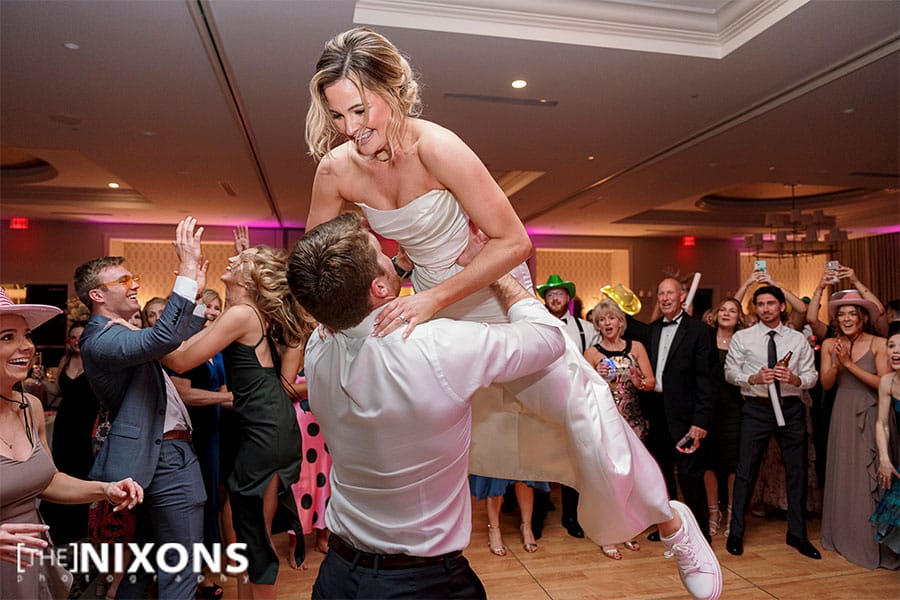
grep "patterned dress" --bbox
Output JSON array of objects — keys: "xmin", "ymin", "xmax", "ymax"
[
  {"xmin": 592, "ymin": 339, "xmax": 647, "ymax": 439},
  {"xmin": 870, "ymin": 373, "xmax": 900, "ymax": 553},
  {"xmin": 289, "ymin": 373, "xmax": 332, "ymax": 535}
]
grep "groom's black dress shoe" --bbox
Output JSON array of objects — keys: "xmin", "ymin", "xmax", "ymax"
[
  {"xmin": 786, "ymin": 534, "xmax": 821, "ymax": 559},
  {"xmin": 647, "ymin": 530, "xmax": 661, "ymax": 542},
  {"xmin": 562, "ymin": 518, "xmax": 584, "ymax": 538},
  {"xmin": 726, "ymin": 534, "xmax": 743, "ymax": 556}
]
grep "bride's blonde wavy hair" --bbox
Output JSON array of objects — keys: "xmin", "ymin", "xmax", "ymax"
[
  {"xmin": 306, "ymin": 27, "xmax": 422, "ymax": 162},
  {"xmin": 236, "ymin": 245, "xmax": 314, "ymax": 347}
]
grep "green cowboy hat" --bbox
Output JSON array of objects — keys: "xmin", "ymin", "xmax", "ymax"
[{"xmin": 537, "ymin": 274, "xmax": 576, "ymax": 299}]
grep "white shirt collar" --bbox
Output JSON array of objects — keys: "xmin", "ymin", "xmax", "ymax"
[{"xmin": 341, "ymin": 310, "xmax": 381, "ymax": 339}]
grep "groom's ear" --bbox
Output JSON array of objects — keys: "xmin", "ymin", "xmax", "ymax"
[{"xmin": 370, "ymin": 275, "xmax": 395, "ymax": 301}]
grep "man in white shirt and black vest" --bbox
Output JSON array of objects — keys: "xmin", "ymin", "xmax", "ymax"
[{"xmin": 537, "ymin": 274, "xmax": 596, "ymax": 538}]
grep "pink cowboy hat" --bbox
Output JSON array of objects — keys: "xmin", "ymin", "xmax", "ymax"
[
  {"xmin": 0, "ymin": 287, "xmax": 63, "ymax": 330},
  {"xmin": 827, "ymin": 289, "xmax": 880, "ymax": 323}
]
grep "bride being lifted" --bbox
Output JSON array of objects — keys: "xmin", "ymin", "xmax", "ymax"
[{"xmin": 303, "ymin": 27, "xmax": 721, "ymax": 600}]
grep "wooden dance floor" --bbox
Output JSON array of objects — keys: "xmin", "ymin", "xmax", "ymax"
[{"xmin": 211, "ymin": 486, "xmax": 896, "ymax": 599}]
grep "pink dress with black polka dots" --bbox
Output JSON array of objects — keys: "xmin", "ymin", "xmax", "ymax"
[{"xmin": 289, "ymin": 378, "xmax": 331, "ymax": 534}]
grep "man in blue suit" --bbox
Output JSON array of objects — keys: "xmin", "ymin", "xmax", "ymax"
[{"xmin": 75, "ymin": 218, "xmax": 208, "ymax": 600}]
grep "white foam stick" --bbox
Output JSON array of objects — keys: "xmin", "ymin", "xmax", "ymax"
[
  {"xmin": 682, "ymin": 272, "xmax": 702, "ymax": 311},
  {"xmin": 767, "ymin": 382, "xmax": 787, "ymax": 427}
]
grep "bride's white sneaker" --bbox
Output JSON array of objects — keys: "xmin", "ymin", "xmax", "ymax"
[{"xmin": 662, "ymin": 500, "xmax": 722, "ymax": 600}]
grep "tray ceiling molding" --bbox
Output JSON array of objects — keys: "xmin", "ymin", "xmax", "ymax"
[{"xmin": 354, "ymin": 0, "xmax": 810, "ymax": 58}]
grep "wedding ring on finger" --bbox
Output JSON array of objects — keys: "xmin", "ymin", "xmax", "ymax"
[{"xmin": 397, "ymin": 315, "xmax": 409, "ymax": 324}]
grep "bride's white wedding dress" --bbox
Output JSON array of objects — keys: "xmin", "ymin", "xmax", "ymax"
[{"xmin": 358, "ymin": 189, "xmax": 671, "ymax": 543}]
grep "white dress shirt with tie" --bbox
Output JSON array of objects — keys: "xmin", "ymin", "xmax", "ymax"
[
  {"xmin": 654, "ymin": 312, "xmax": 683, "ymax": 392},
  {"xmin": 724, "ymin": 321, "xmax": 817, "ymax": 397}
]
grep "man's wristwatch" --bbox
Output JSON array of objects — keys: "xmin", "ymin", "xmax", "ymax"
[{"xmin": 392, "ymin": 256, "xmax": 413, "ymax": 279}]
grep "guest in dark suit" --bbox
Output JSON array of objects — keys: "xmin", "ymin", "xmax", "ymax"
[
  {"xmin": 75, "ymin": 218, "xmax": 209, "ymax": 600},
  {"xmin": 645, "ymin": 277, "xmax": 718, "ymax": 542}
]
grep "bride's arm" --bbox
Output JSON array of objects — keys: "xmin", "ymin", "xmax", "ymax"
[
  {"xmin": 373, "ymin": 125, "xmax": 532, "ymax": 337},
  {"xmin": 306, "ymin": 155, "xmax": 348, "ymax": 231}
]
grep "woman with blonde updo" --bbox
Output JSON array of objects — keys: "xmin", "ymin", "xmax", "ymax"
[{"xmin": 161, "ymin": 245, "xmax": 312, "ymax": 599}]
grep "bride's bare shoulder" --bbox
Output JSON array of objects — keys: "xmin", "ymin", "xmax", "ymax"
[{"xmin": 413, "ymin": 119, "xmax": 459, "ymax": 142}]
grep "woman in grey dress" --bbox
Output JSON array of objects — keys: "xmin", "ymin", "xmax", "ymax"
[
  {"xmin": 0, "ymin": 288, "xmax": 142, "ymax": 599},
  {"xmin": 820, "ymin": 291, "xmax": 897, "ymax": 569}
]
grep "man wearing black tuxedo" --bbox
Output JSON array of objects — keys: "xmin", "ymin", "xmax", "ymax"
[{"xmin": 644, "ymin": 277, "xmax": 718, "ymax": 542}]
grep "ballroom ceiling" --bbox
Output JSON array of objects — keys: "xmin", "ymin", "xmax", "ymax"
[{"xmin": 1, "ymin": 0, "xmax": 898, "ymax": 239}]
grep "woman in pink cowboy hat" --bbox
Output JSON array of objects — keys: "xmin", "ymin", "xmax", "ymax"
[
  {"xmin": 820, "ymin": 289, "xmax": 897, "ymax": 569},
  {"xmin": 0, "ymin": 287, "xmax": 143, "ymax": 600}
]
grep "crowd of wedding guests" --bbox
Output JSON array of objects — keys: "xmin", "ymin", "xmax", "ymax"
[
  {"xmin": 534, "ymin": 262, "xmax": 898, "ymax": 571},
  {"xmin": 4, "ymin": 248, "xmax": 897, "ymax": 600}
]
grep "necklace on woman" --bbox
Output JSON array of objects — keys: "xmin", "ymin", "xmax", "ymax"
[
  {"xmin": 846, "ymin": 332, "xmax": 863, "ymax": 355},
  {"xmin": 0, "ymin": 391, "xmax": 28, "ymax": 409},
  {"xmin": 0, "ymin": 390, "xmax": 33, "ymax": 448}
]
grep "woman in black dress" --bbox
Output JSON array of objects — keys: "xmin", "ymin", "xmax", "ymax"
[
  {"xmin": 703, "ymin": 298, "xmax": 744, "ymax": 536},
  {"xmin": 39, "ymin": 321, "xmax": 99, "ymax": 544}
]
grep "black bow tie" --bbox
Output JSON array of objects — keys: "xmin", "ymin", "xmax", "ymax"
[
  {"xmin": 561, "ymin": 317, "xmax": 567, "ymax": 323},
  {"xmin": 662, "ymin": 318, "xmax": 681, "ymax": 327}
]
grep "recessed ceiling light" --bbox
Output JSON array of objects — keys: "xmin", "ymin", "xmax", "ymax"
[
  {"xmin": 63, "ymin": 42, "xmax": 80, "ymax": 50},
  {"xmin": 142, "ymin": 130, "xmax": 157, "ymax": 137},
  {"xmin": 587, "ymin": 155, "xmax": 595, "ymax": 160},
  {"xmin": 107, "ymin": 182, "xmax": 120, "ymax": 189},
  {"xmin": 511, "ymin": 79, "xmax": 527, "ymax": 89},
  {"xmin": 842, "ymin": 107, "xmax": 855, "ymax": 114}
]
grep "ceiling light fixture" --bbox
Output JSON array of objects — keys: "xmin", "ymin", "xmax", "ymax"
[
  {"xmin": 511, "ymin": 79, "xmax": 527, "ymax": 89},
  {"xmin": 63, "ymin": 42, "xmax": 80, "ymax": 50},
  {"xmin": 743, "ymin": 184, "xmax": 848, "ymax": 258},
  {"xmin": 107, "ymin": 182, "xmax": 120, "ymax": 189}
]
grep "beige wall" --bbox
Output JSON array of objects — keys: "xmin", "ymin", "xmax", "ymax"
[
  {"xmin": 2, "ymin": 219, "xmax": 744, "ymax": 322},
  {"xmin": 530, "ymin": 234, "xmax": 743, "ymax": 321},
  {"xmin": 0, "ymin": 219, "xmax": 296, "ymax": 300}
]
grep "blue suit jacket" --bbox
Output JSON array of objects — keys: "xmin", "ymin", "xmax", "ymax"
[{"xmin": 83, "ymin": 292, "xmax": 205, "ymax": 488}]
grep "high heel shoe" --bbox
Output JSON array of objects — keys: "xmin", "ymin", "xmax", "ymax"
[
  {"xmin": 623, "ymin": 540, "xmax": 640, "ymax": 551},
  {"xmin": 602, "ymin": 545, "xmax": 622, "ymax": 560},
  {"xmin": 487, "ymin": 524, "xmax": 506, "ymax": 556},
  {"xmin": 520, "ymin": 522, "xmax": 538, "ymax": 553},
  {"xmin": 708, "ymin": 504, "xmax": 721, "ymax": 536},
  {"xmin": 723, "ymin": 505, "xmax": 732, "ymax": 537}
]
